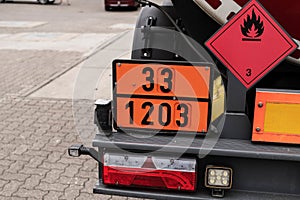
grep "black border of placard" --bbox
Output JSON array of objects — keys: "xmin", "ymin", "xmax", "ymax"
[{"xmin": 112, "ymin": 59, "xmax": 214, "ymax": 135}]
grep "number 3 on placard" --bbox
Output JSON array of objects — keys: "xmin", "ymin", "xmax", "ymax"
[
  {"xmin": 160, "ymin": 68, "xmax": 173, "ymax": 93},
  {"xmin": 142, "ymin": 67, "xmax": 154, "ymax": 91},
  {"xmin": 176, "ymin": 104, "xmax": 188, "ymax": 127},
  {"xmin": 246, "ymin": 68, "xmax": 252, "ymax": 77},
  {"xmin": 142, "ymin": 67, "xmax": 173, "ymax": 93}
]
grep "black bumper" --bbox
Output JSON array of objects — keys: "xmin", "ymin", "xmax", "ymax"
[
  {"xmin": 94, "ymin": 180, "xmax": 300, "ymax": 200},
  {"xmin": 91, "ymin": 132, "xmax": 300, "ymax": 199},
  {"xmin": 93, "ymin": 133, "xmax": 300, "ymax": 162}
]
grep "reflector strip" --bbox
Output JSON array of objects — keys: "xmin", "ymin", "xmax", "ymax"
[
  {"xmin": 252, "ymin": 89, "xmax": 300, "ymax": 144},
  {"xmin": 264, "ymin": 103, "xmax": 300, "ymax": 135},
  {"xmin": 103, "ymin": 166, "xmax": 196, "ymax": 191}
]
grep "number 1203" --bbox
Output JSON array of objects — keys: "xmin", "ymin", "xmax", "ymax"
[{"xmin": 125, "ymin": 101, "xmax": 189, "ymax": 127}]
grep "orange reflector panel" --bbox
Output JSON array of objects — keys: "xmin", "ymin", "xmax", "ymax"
[{"xmin": 252, "ymin": 89, "xmax": 300, "ymax": 144}]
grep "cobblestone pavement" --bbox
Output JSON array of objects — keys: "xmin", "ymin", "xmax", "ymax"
[
  {"xmin": 0, "ymin": 51, "xmax": 146, "ymax": 200},
  {"xmin": 0, "ymin": 50, "xmax": 82, "ymax": 97},
  {"xmin": 0, "ymin": 0, "xmax": 158, "ymax": 198},
  {"xmin": 0, "ymin": 96, "xmax": 147, "ymax": 199}
]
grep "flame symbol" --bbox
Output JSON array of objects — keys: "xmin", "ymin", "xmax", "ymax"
[{"xmin": 241, "ymin": 9, "xmax": 264, "ymax": 40}]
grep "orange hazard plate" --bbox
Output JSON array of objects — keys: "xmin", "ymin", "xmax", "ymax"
[{"xmin": 113, "ymin": 60, "xmax": 212, "ymax": 133}]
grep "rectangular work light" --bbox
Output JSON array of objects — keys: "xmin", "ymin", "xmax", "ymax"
[
  {"xmin": 103, "ymin": 153, "xmax": 197, "ymax": 192},
  {"xmin": 205, "ymin": 166, "xmax": 232, "ymax": 189}
]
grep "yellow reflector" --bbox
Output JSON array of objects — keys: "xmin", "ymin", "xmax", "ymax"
[
  {"xmin": 212, "ymin": 76, "xmax": 225, "ymax": 122},
  {"xmin": 264, "ymin": 103, "xmax": 300, "ymax": 135},
  {"xmin": 252, "ymin": 89, "xmax": 300, "ymax": 144}
]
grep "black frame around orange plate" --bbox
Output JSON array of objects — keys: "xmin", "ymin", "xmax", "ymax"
[{"xmin": 112, "ymin": 59, "xmax": 213, "ymax": 134}]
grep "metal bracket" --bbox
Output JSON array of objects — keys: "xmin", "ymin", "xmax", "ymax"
[
  {"xmin": 94, "ymin": 99, "xmax": 112, "ymax": 135},
  {"xmin": 141, "ymin": 16, "xmax": 157, "ymax": 59},
  {"xmin": 211, "ymin": 188, "xmax": 225, "ymax": 198}
]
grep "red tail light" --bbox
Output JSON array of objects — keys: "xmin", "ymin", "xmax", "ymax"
[{"xmin": 103, "ymin": 153, "xmax": 197, "ymax": 192}]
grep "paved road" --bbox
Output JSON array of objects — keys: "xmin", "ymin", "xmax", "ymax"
[{"xmin": 0, "ymin": 0, "xmax": 161, "ymax": 199}]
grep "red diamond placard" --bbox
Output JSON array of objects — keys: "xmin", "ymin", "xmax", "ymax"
[{"xmin": 206, "ymin": 0, "xmax": 298, "ymax": 88}]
